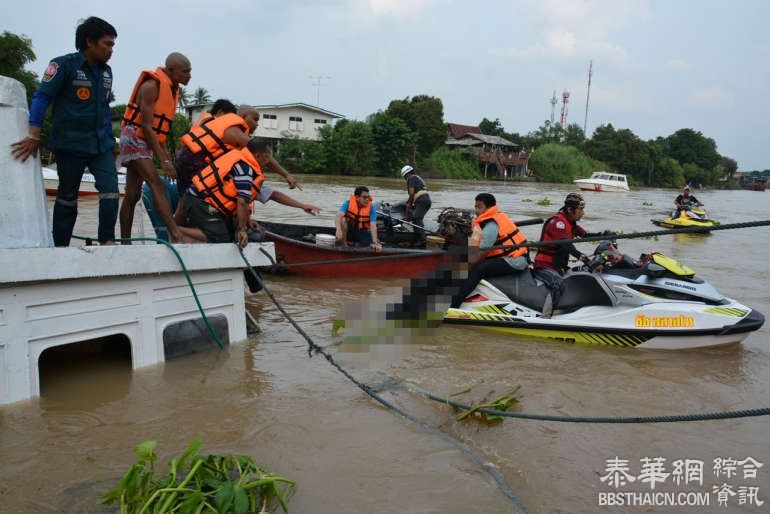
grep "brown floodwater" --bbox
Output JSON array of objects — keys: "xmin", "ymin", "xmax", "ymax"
[{"xmin": 1, "ymin": 175, "xmax": 769, "ymax": 513}]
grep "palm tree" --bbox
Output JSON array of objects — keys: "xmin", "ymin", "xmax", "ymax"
[
  {"xmin": 177, "ymin": 86, "xmax": 191, "ymax": 112},
  {"xmin": 192, "ymin": 86, "xmax": 211, "ymax": 106}
]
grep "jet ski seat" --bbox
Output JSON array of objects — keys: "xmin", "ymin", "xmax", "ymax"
[{"xmin": 487, "ymin": 270, "xmax": 616, "ymax": 313}]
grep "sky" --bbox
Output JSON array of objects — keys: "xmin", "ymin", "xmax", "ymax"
[{"xmin": 5, "ymin": 0, "xmax": 770, "ymax": 170}]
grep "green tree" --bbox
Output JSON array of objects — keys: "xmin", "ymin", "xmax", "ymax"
[
  {"xmin": 276, "ymin": 136, "xmax": 327, "ymax": 173},
  {"xmin": 0, "ymin": 31, "xmax": 38, "ymax": 104},
  {"xmin": 320, "ymin": 121, "xmax": 377, "ymax": 175},
  {"xmin": 479, "ymin": 117, "xmax": 506, "ymax": 137},
  {"xmin": 191, "ymin": 86, "xmax": 211, "ymax": 105},
  {"xmin": 583, "ymin": 124, "xmax": 656, "ymax": 184},
  {"xmin": 662, "ymin": 128, "xmax": 720, "ymax": 172},
  {"xmin": 719, "ymin": 156, "xmax": 738, "ymax": 179},
  {"xmin": 385, "ymin": 95, "xmax": 446, "ymax": 159},
  {"xmin": 562, "ymin": 123, "xmax": 586, "ymax": 147},
  {"xmin": 655, "ymin": 156, "xmax": 686, "ymax": 188},
  {"xmin": 523, "ymin": 121, "xmax": 564, "ymax": 150},
  {"xmin": 422, "ymin": 147, "xmax": 482, "ymax": 179},
  {"xmin": 177, "ymin": 86, "xmax": 191, "ymax": 111},
  {"xmin": 168, "ymin": 113, "xmax": 191, "ymax": 155},
  {"xmin": 529, "ymin": 143, "xmax": 606, "ymax": 183},
  {"xmin": 369, "ymin": 112, "xmax": 416, "ymax": 175}
]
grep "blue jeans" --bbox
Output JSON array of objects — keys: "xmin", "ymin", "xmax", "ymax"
[
  {"xmin": 142, "ymin": 177, "xmax": 180, "ymax": 241},
  {"xmin": 53, "ymin": 150, "xmax": 118, "ymax": 246}
]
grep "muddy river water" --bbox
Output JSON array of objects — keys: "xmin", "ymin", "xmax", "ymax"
[{"xmin": 1, "ymin": 175, "xmax": 769, "ymax": 513}]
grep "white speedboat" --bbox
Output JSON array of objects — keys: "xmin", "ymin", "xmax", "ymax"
[
  {"xmin": 42, "ymin": 166, "xmax": 126, "ymax": 197},
  {"xmin": 574, "ymin": 171, "xmax": 630, "ymax": 192}
]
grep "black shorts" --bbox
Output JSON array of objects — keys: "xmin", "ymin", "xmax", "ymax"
[{"xmin": 184, "ymin": 195, "xmax": 233, "ymax": 243}]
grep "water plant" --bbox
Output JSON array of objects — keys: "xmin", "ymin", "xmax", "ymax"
[
  {"xmin": 536, "ymin": 198, "xmax": 552, "ymax": 206},
  {"xmin": 102, "ymin": 437, "xmax": 294, "ymax": 514},
  {"xmin": 521, "ymin": 198, "xmax": 533, "ymax": 203},
  {"xmin": 448, "ymin": 382, "xmax": 521, "ymax": 423}
]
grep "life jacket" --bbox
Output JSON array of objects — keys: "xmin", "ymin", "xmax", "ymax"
[
  {"xmin": 122, "ymin": 68, "xmax": 178, "ymax": 143},
  {"xmin": 472, "ymin": 206, "xmax": 527, "ymax": 259},
  {"xmin": 191, "ymin": 148, "xmax": 265, "ymax": 215},
  {"xmin": 180, "ymin": 113, "xmax": 251, "ymax": 162},
  {"xmin": 345, "ymin": 194, "xmax": 373, "ymax": 231},
  {"xmin": 534, "ymin": 210, "xmax": 574, "ymax": 270},
  {"xmin": 192, "ymin": 111, "xmax": 213, "ymax": 128}
]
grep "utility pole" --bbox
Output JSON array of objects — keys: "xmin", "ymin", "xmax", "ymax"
[
  {"xmin": 309, "ymin": 75, "xmax": 331, "ymax": 106},
  {"xmin": 549, "ymin": 90, "xmax": 557, "ymax": 125},
  {"xmin": 583, "ymin": 60, "xmax": 593, "ymax": 136}
]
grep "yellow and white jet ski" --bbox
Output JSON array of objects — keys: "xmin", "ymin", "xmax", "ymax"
[
  {"xmin": 443, "ymin": 252, "xmax": 763, "ymax": 350},
  {"xmin": 651, "ymin": 207, "xmax": 719, "ymax": 230}
]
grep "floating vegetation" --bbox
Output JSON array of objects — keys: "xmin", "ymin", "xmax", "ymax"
[
  {"xmin": 642, "ymin": 201, "xmax": 654, "ymax": 206},
  {"xmin": 536, "ymin": 198, "xmax": 552, "ymax": 206},
  {"xmin": 102, "ymin": 437, "xmax": 294, "ymax": 514},
  {"xmin": 448, "ymin": 382, "xmax": 521, "ymax": 423},
  {"xmin": 521, "ymin": 198, "xmax": 533, "ymax": 203}
]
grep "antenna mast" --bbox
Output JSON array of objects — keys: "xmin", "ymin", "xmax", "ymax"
[
  {"xmin": 309, "ymin": 75, "xmax": 331, "ymax": 105},
  {"xmin": 549, "ymin": 90, "xmax": 557, "ymax": 125},
  {"xmin": 583, "ymin": 60, "xmax": 593, "ymax": 135},
  {"xmin": 560, "ymin": 90, "xmax": 570, "ymax": 127}
]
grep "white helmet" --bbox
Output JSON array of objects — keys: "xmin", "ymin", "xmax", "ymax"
[{"xmin": 400, "ymin": 165, "xmax": 414, "ymax": 177}]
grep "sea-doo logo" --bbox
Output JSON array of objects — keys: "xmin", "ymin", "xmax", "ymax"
[{"xmin": 664, "ymin": 281, "xmax": 696, "ymax": 291}]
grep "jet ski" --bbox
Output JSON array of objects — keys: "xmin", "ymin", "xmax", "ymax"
[
  {"xmin": 651, "ymin": 207, "xmax": 719, "ymax": 230},
  {"xmin": 443, "ymin": 246, "xmax": 764, "ymax": 350}
]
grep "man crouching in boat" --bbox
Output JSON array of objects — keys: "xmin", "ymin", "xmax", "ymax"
[
  {"xmin": 450, "ymin": 193, "xmax": 528, "ymax": 308},
  {"xmin": 335, "ymin": 186, "xmax": 383, "ymax": 252},
  {"xmin": 182, "ymin": 137, "xmax": 271, "ymax": 246}
]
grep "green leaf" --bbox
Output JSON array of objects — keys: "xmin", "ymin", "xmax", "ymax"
[
  {"xmin": 233, "ymin": 485, "xmax": 249, "ymax": 514},
  {"xmin": 178, "ymin": 436, "xmax": 202, "ymax": 471},
  {"xmin": 135, "ymin": 440, "xmax": 158, "ymax": 462},
  {"xmin": 214, "ymin": 482, "xmax": 234, "ymax": 512},
  {"xmin": 178, "ymin": 491, "xmax": 206, "ymax": 514}
]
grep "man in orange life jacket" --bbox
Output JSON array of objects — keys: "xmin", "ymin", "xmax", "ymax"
[
  {"xmin": 450, "ymin": 193, "xmax": 528, "ymax": 308},
  {"xmin": 534, "ymin": 192, "xmax": 607, "ymax": 274},
  {"xmin": 335, "ymin": 186, "xmax": 382, "ymax": 252},
  {"xmin": 183, "ymin": 138, "xmax": 271, "ymax": 247},
  {"xmin": 118, "ymin": 52, "xmax": 193, "ymax": 243}
]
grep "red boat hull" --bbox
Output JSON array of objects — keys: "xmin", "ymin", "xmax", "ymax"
[{"xmin": 263, "ymin": 231, "xmax": 450, "ymax": 277}]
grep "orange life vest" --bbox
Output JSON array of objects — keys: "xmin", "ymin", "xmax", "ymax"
[
  {"xmin": 192, "ymin": 112, "xmax": 213, "ymax": 128},
  {"xmin": 180, "ymin": 113, "xmax": 251, "ymax": 162},
  {"xmin": 344, "ymin": 194, "xmax": 373, "ymax": 231},
  {"xmin": 191, "ymin": 148, "xmax": 265, "ymax": 215},
  {"xmin": 472, "ymin": 206, "xmax": 527, "ymax": 259},
  {"xmin": 122, "ymin": 68, "xmax": 178, "ymax": 143}
]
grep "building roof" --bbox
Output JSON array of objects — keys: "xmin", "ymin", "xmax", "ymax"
[
  {"xmin": 250, "ymin": 102, "xmax": 345, "ymax": 118},
  {"xmin": 447, "ymin": 123, "xmax": 482, "ymax": 139},
  {"xmin": 446, "ymin": 133, "xmax": 517, "ymax": 148}
]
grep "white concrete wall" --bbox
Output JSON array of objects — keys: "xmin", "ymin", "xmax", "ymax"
[
  {"xmin": 253, "ymin": 106, "xmax": 337, "ymax": 141},
  {"xmin": 0, "ymin": 76, "xmax": 53, "ymax": 248}
]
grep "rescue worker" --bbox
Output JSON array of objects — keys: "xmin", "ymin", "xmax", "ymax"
[
  {"xmin": 450, "ymin": 193, "xmax": 528, "ymax": 308},
  {"xmin": 174, "ymin": 104, "xmax": 301, "ymax": 225},
  {"xmin": 335, "ymin": 186, "xmax": 382, "ymax": 252},
  {"xmin": 400, "ymin": 164, "xmax": 431, "ymax": 247},
  {"xmin": 183, "ymin": 137, "xmax": 271, "ymax": 246},
  {"xmin": 534, "ymin": 192, "xmax": 607, "ymax": 275},
  {"xmin": 672, "ymin": 185, "xmax": 703, "ymax": 219},
  {"xmin": 11, "ymin": 17, "xmax": 119, "ymax": 246},
  {"xmin": 118, "ymin": 52, "xmax": 193, "ymax": 243}
]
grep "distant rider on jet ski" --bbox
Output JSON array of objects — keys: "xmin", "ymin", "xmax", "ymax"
[
  {"xmin": 450, "ymin": 193, "xmax": 528, "ymax": 308},
  {"xmin": 673, "ymin": 185, "xmax": 702, "ymax": 219},
  {"xmin": 534, "ymin": 193, "xmax": 607, "ymax": 275}
]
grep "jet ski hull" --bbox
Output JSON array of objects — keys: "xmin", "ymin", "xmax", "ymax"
[{"xmin": 443, "ymin": 270, "xmax": 764, "ymax": 350}]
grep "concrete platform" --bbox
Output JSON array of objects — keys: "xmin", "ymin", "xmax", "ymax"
[{"xmin": 0, "ymin": 243, "xmax": 275, "ymax": 405}]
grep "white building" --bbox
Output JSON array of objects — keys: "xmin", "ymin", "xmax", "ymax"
[{"xmin": 184, "ymin": 102, "xmax": 344, "ymax": 143}]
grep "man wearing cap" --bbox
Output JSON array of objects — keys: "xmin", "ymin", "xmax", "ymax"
[
  {"xmin": 400, "ymin": 164, "xmax": 431, "ymax": 247},
  {"xmin": 533, "ymin": 192, "xmax": 594, "ymax": 275},
  {"xmin": 673, "ymin": 186, "xmax": 702, "ymax": 219}
]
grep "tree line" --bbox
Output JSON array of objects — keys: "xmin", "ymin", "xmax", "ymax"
[{"xmin": 0, "ymin": 30, "xmax": 753, "ymax": 186}]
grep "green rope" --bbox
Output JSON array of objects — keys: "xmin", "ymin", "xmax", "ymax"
[{"xmin": 71, "ymin": 235, "xmax": 224, "ymax": 349}]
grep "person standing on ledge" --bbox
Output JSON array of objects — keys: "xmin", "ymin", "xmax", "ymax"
[
  {"xmin": 400, "ymin": 164, "xmax": 431, "ymax": 247},
  {"xmin": 11, "ymin": 17, "xmax": 119, "ymax": 246},
  {"xmin": 118, "ymin": 52, "xmax": 195, "ymax": 243}
]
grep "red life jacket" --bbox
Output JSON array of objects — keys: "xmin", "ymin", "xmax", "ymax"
[
  {"xmin": 180, "ymin": 113, "xmax": 251, "ymax": 162},
  {"xmin": 472, "ymin": 206, "xmax": 527, "ymax": 259},
  {"xmin": 122, "ymin": 68, "xmax": 178, "ymax": 143},
  {"xmin": 344, "ymin": 194, "xmax": 373, "ymax": 231},
  {"xmin": 191, "ymin": 148, "xmax": 265, "ymax": 215},
  {"xmin": 534, "ymin": 210, "xmax": 577, "ymax": 270}
]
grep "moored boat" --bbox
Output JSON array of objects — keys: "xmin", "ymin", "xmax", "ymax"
[
  {"xmin": 257, "ymin": 220, "xmax": 451, "ymax": 277},
  {"xmin": 574, "ymin": 171, "xmax": 630, "ymax": 192},
  {"xmin": 42, "ymin": 166, "xmax": 127, "ymax": 197}
]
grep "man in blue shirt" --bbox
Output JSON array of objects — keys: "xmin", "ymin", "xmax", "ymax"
[
  {"xmin": 335, "ymin": 186, "xmax": 382, "ymax": 252},
  {"xmin": 11, "ymin": 17, "xmax": 119, "ymax": 246}
]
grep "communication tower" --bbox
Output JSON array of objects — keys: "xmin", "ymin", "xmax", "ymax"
[
  {"xmin": 559, "ymin": 90, "xmax": 570, "ymax": 127},
  {"xmin": 549, "ymin": 90, "xmax": 558, "ymax": 125},
  {"xmin": 583, "ymin": 60, "xmax": 593, "ymax": 135}
]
